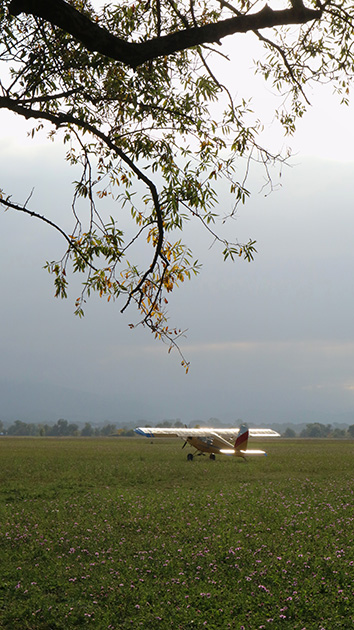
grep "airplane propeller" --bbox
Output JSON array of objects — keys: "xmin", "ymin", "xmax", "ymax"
[{"xmin": 182, "ymin": 441, "xmax": 188, "ymax": 449}]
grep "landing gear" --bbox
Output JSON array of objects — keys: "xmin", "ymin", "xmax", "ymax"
[{"xmin": 187, "ymin": 452, "xmax": 216, "ymax": 461}]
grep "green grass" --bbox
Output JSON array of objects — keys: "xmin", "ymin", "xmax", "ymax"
[{"xmin": 1, "ymin": 437, "xmax": 354, "ymax": 629}]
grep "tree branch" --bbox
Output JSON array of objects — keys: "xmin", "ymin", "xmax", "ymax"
[
  {"xmin": 0, "ymin": 95, "xmax": 166, "ymax": 314},
  {"xmin": 219, "ymin": 0, "xmax": 313, "ymax": 105},
  {"xmin": 8, "ymin": 0, "xmax": 322, "ymax": 68},
  {"xmin": 0, "ymin": 195, "xmax": 97, "ymax": 270}
]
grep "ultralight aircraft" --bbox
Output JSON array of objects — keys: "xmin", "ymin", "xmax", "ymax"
[{"xmin": 134, "ymin": 424, "xmax": 280, "ymax": 461}]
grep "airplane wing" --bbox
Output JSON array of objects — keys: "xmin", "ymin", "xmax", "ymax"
[
  {"xmin": 134, "ymin": 427, "xmax": 238, "ymax": 440},
  {"xmin": 248, "ymin": 429, "xmax": 280, "ymax": 437},
  {"xmin": 134, "ymin": 427, "xmax": 280, "ymax": 440},
  {"xmin": 134, "ymin": 427, "xmax": 191, "ymax": 439}
]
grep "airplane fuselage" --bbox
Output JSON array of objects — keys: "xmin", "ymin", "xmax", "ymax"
[
  {"xmin": 187, "ymin": 436, "xmax": 241, "ymax": 457},
  {"xmin": 133, "ymin": 425, "xmax": 279, "ymax": 460},
  {"xmin": 188, "ymin": 436, "xmax": 216, "ymax": 453}
]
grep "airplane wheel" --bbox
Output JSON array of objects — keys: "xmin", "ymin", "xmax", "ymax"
[
  {"xmin": 187, "ymin": 453, "xmax": 194, "ymax": 461},
  {"xmin": 209, "ymin": 454, "xmax": 216, "ymax": 461}
]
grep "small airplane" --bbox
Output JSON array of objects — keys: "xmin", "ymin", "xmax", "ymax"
[{"xmin": 134, "ymin": 424, "xmax": 280, "ymax": 461}]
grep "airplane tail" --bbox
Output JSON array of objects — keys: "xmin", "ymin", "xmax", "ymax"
[
  {"xmin": 235, "ymin": 424, "xmax": 267, "ymax": 457},
  {"xmin": 235, "ymin": 424, "xmax": 249, "ymax": 451}
]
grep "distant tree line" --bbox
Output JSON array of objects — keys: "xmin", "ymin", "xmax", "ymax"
[
  {"xmin": 0, "ymin": 419, "xmax": 134, "ymax": 437},
  {"xmin": 154, "ymin": 420, "xmax": 185, "ymax": 428},
  {"xmin": 1, "ymin": 419, "xmax": 354, "ymax": 438},
  {"xmin": 283, "ymin": 423, "xmax": 354, "ymax": 439}
]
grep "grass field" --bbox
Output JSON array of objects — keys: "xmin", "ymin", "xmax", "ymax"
[{"xmin": 1, "ymin": 437, "xmax": 354, "ymax": 629}]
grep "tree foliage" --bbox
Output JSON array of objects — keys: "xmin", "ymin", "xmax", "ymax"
[
  {"xmin": 3, "ymin": 418, "xmax": 119, "ymax": 436},
  {"xmin": 0, "ymin": 0, "xmax": 353, "ymax": 368},
  {"xmin": 348, "ymin": 424, "xmax": 354, "ymax": 438}
]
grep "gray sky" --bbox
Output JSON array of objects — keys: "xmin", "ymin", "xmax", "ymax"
[{"xmin": 1, "ymin": 31, "xmax": 354, "ymax": 428}]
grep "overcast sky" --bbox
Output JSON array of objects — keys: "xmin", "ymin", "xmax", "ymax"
[{"xmin": 1, "ymin": 26, "xmax": 354, "ymax": 428}]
